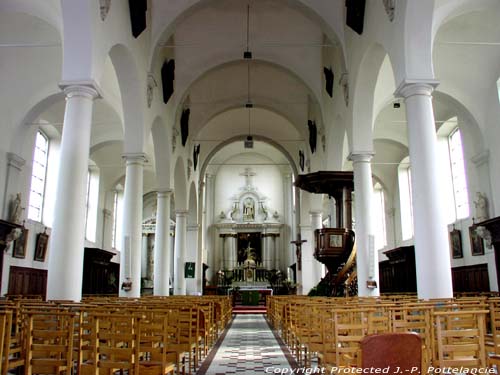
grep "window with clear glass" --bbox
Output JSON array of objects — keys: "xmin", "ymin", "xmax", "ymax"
[
  {"xmin": 373, "ymin": 183, "xmax": 387, "ymax": 250},
  {"xmin": 111, "ymin": 190, "xmax": 123, "ymax": 249},
  {"xmin": 84, "ymin": 170, "xmax": 99, "ymax": 243},
  {"xmin": 448, "ymin": 128, "xmax": 469, "ymax": 220},
  {"xmin": 28, "ymin": 131, "xmax": 49, "ymax": 222},
  {"xmin": 398, "ymin": 159, "xmax": 414, "ymax": 240}
]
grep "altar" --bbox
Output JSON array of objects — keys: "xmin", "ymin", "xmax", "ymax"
[{"xmin": 229, "ymin": 286, "xmax": 273, "ymax": 306}]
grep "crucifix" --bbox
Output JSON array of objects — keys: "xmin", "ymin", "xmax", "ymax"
[
  {"xmin": 240, "ymin": 167, "xmax": 256, "ymax": 187},
  {"xmin": 290, "ymin": 234, "xmax": 307, "ymax": 271}
]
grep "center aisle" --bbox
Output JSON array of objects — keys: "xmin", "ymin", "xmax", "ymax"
[{"xmin": 198, "ymin": 314, "xmax": 297, "ymax": 374}]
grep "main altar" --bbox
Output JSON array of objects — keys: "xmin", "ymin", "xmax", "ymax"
[{"xmin": 211, "ymin": 167, "xmax": 286, "ymax": 294}]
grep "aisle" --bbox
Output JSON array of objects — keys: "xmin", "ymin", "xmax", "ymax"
[{"xmin": 198, "ymin": 314, "xmax": 297, "ymax": 374}]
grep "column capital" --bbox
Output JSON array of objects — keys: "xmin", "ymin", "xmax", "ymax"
[
  {"xmin": 59, "ymin": 80, "xmax": 102, "ymax": 99},
  {"xmin": 348, "ymin": 152, "xmax": 374, "ymax": 163},
  {"xmin": 394, "ymin": 79, "xmax": 439, "ymax": 99},
  {"xmin": 471, "ymin": 150, "xmax": 489, "ymax": 167},
  {"xmin": 156, "ymin": 189, "xmax": 173, "ymax": 198},
  {"xmin": 175, "ymin": 209, "xmax": 189, "ymax": 217},
  {"xmin": 309, "ymin": 210, "xmax": 322, "ymax": 218},
  {"xmin": 7, "ymin": 152, "xmax": 26, "ymax": 171},
  {"xmin": 122, "ymin": 153, "xmax": 148, "ymax": 165}
]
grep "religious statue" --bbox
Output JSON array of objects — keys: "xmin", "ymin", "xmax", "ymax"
[
  {"xmin": 9, "ymin": 193, "xmax": 23, "ymax": 224},
  {"xmin": 243, "ymin": 197, "xmax": 255, "ymax": 221},
  {"xmin": 242, "ymin": 242, "xmax": 256, "ymax": 282},
  {"xmin": 230, "ymin": 202, "xmax": 238, "ymax": 221},
  {"xmin": 219, "ymin": 210, "xmax": 227, "ymax": 220},
  {"xmin": 474, "ymin": 192, "xmax": 489, "ymax": 223}
]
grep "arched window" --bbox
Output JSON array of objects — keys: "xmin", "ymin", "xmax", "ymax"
[
  {"xmin": 111, "ymin": 188, "xmax": 124, "ymax": 249},
  {"xmin": 398, "ymin": 157, "xmax": 413, "ymax": 240},
  {"xmin": 85, "ymin": 167, "xmax": 100, "ymax": 242},
  {"xmin": 437, "ymin": 117, "xmax": 470, "ymax": 223},
  {"xmin": 373, "ymin": 183, "xmax": 387, "ymax": 250},
  {"xmin": 448, "ymin": 128, "xmax": 469, "ymax": 219},
  {"xmin": 28, "ymin": 130, "xmax": 49, "ymax": 222}
]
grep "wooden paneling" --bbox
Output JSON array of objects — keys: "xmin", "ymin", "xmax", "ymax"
[
  {"xmin": 379, "ymin": 246, "xmax": 417, "ymax": 293},
  {"xmin": 82, "ymin": 247, "xmax": 119, "ymax": 295},
  {"xmin": 8, "ymin": 266, "xmax": 47, "ymax": 298},
  {"xmin": 452, "ymin": 263, "xmax": 489, "ymax": 292}
]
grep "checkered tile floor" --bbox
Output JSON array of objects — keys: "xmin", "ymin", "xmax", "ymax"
[{"xmin": 197, "ymin": 314, "xmax": 297, "ymax": 374}]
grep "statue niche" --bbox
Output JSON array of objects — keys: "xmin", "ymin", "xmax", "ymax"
[{"xmin": 242, "ymin": 197, "xmax": 255, "ymax": 221}]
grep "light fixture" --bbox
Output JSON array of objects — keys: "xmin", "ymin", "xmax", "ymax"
[
  {"xmin": 244, "ymin": 3, "xmax": 253, "ymax": 149},
  {"xmin": 243, "ymin": 4, "xmax": 252, "ymax": 59}
]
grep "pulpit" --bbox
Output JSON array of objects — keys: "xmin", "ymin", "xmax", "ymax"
[{"xmin": 294, "ymin": 171, "xmax": 357, "ymax": 295}]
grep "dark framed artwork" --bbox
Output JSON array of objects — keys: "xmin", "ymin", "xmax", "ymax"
[
  {"xmin": 469, "ymin": 225, "xmax": 485, "ymax": 256},
  {"xmin": 450, "ymin": 229, "xmax": 463, "ymax": 259},
  {"xmin": 12, "ymin": 228, "xmax": 28, "ymax": 259},
  {"xmin": 34, "ymin": 232, "xmax": 49, "ymax": 262},
  {"xmin": 184, "ymin": 262, "xmax": 195, "ymax": 278}
]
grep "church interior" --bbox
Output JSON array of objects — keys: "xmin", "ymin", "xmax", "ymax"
[{"xmin": 2, "ymin": 0, "xmax": 500, "ymax": 373}]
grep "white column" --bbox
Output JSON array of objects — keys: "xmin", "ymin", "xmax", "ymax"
[
  {"xmin": 396, "ymin": 81, "xmax": 453, "ymax": 299},
  {"xmin": 101, "ymin": 208, "xmax": 113, "ymax": 249},
  {"xmin": 282, "ymin": 174, "xmax": 293, "ymax": 272},
  {"xmin": 141, "ymin": 234, "xmax": 148, "ymax": 278},
  {"xmin": 47, "ymin": 84, "xmax": 99, "ymax": 301},
  {"xmin": 310, "ymin": 210, "xmax": 323, "ymax": 277},
  {"xmin": 119, "ymin": 153, "xmax": 146, "ymax": 298},
  {"xmin": 174, "ymin": 209, "xmax": 188, "ymax": 295},
  {"xmin": 154, "ymin": 190, "xmax": 172, "ymax": 295},
  {"xmin": 349, "ymin": 152, "xmax": 379, "ymax": 297},
  {"xmin": 205, "ymin": 174, "xmax": 215, "ymax": 282}
]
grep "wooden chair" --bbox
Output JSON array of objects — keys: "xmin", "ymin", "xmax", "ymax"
[
  {"xmin": 78, "ymin": 312, "xmax": 142, "ymax": 375},
  {"xmin": 167, "ymin": 307, "xmax": 199, "ymax": 375},
  {"xmin": 1, "ymin": 306, "xmax": 24, "ymax": 375},
  {"xmin": 24, "ymin": 311, "xmax": 77, "ymax": 375},
  {"xmin": 361, "ymin": 332, "xmax": 422, "ymax": 375},
  {"xmin": 432, "ymin": 309, "xmax": 488, "ymax": 370},
  {"xmin": 138, "ymin": 312, "xmax": 176, "ymax": 375}
]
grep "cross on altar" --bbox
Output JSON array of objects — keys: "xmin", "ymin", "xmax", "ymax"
[
  {"xmin": 240, "ymin": 167, "xmax": 256, "ymax": 187},
  {"xmin": 291, "ymin": 235, "xmax": 307, "ymax": 271}
]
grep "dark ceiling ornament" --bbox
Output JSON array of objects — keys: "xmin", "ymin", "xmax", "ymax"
[
  {"xmin": 346, "ymin": 0, "xmax": 366, "ymax": 35},
  {"xmin": 180, "ymin": 108, "xmax": 190, "ymax": 147},
  {"xmin": 128, "ymin": 0, "xmax": 147, "ymax": 38},
  {"xmin": 323, "ymin": 67, "xmax": 334, "ymax": 98},
  {"xmin": 146, "ymin": 73, "xmax": 157, "ymax": 108},
  {"xmin": 193, "ymin": 144, "xmax": 201, "ymax": 171},
  {"xmin": 383, "ymin": 0, "xmax": 395, "ymax": 22},
  {"xmin": 99, "ymin": 0, "xmax": 111, "ymax": 21},
  {"xmin": 299, "ymin": 150, "xmax": 305, "ymax": 172},
  {"xmin": 161, "ymin": 59, "xmax": 175, "ymax": 104},
  {"xmin": 308, "ymin": 120, "xmax": 317, "ymax": 154}
]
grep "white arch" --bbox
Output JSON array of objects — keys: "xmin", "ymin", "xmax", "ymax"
[{"xmin": 108, "ymin": 44, "xmax": 146, "ymax": 153}]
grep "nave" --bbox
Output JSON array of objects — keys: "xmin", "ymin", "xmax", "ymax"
[{"xmin": 198, "ymin": 314, "xmax": 297, "ymax": 375}]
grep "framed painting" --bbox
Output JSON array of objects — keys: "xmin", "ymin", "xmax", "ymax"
[
  {"xmin": 12, "ymin": 228, "xmax": 28, "ymax": 259},
  {"xmin": 34, "ymin": 232, "xmax": 49, "ymax": 262},
  {"xmin": 469, "ymin": 225, "xmax": 485, "ymax": 256},
  {"xmin": 449, "ymin": 229, "xmax": 463, "ymax": 259}
]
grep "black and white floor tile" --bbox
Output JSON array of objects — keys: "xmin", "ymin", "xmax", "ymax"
[{"xmin": 197, "ymin": 314, "xmax": 297, "ymax": 375}]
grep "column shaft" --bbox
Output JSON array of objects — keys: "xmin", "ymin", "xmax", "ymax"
[
  {"xmin": 350, "ymin": 153, "xmax": 379, "ymax": 297},
  {"xmin": 174, "ymin": 210, "xmax": 188, "ymax": 295},
  {"xmin": 398, "ymin": 82, "xmax": 453, "ymax": 299},
  {"xmin": 119, "ymin": 154, "xmax": 145, "ymax": 298},
  {"xmin": 47, "ymin": 85, "xmax": 98, "ymax": 301},
  {"xmin": 154, "ymin": 190, "xmax": 172, "ymax": 295}
]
